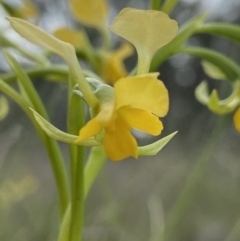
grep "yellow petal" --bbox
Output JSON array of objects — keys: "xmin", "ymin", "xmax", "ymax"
[
  {"xmin": 76, "ymin": 118, "xmax": 102, "ymax": 142},
  {"xmin": 69, "ymin": 0, "xmax": 108, "ymax": 30},
  {"xmin": 102, "ymin": 42, "xmax": 134, "ymax": 83},
  {"xmin": 233, "ymin": 107, "xmax": 240, "ymax": 132},
  {"xmin": 110, "ymin": 8, "xmax": 178, "ymax": 73},
  {"xmin": 53, "ymin": 27, "xmax": 85, "ymax": 48},
  {"xmin": 119, "ymin": 106, "xmax": 163, "ymax": 135},
  {"xmin": 115, "ymin": 73, "xmax": 169, "ymax": 117},
  {"xmin": 104, "ymin": 116, "xmax": 138, "ymax": 161}
]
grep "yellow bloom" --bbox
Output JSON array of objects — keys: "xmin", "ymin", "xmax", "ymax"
[
  {"xmin": 53, "ymin": 27, "xmax": 86, "ymax": 49},
  {"xmin": 233, "ymin": 107, "xmax": 240, "ymax": 132},
  {"xmin": 110, "ymin": 8, "xmax": 178, "ymax": 74},
  {"xmin": 101, "ymin": 42, "xmax": 134, "ymax": 84},
  {"xmin": 76, "ymin": 73, "xmax": 168, "ymax": 161},
  {"xmin": 17, "ymin": 0, "xmax": 38, "ymax": 19},
  {"xmin": 69, "ymin": 0, "xmax": 108, "ymax": 32}
]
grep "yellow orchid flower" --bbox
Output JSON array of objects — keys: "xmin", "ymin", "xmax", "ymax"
[
  {"xmin": 1, "ymin": 0, "xmax": 38, "ymax": 20},
  {"xmin": 110, "ymin": 8, "xmax": 178, "ymax": 74},
  {"xmin": 69, "ymin": 0, "xmax": 108, "ymax": 32},
  {"xmin": 76, "ymin": 73, "xmax": 168, "ymax": 161},
  {"xmin": 53, "ymin": 27, "xmax": 86, "ymax": 49},
  {"xmin": 101, "ymin": 42, "xmax": 134, "ymax": 84},
  {"xmin": 17, "ymin": 0, "xmax": 38, "ymax": 19},
  {"xmin": 233, "ymin": 108, "xmax": 240, "ymax": 132}
]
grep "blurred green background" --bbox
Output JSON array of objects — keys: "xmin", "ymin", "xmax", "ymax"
[{"xmin": 1, "ymin": 0, "xmax": 240, "ymax": 241}]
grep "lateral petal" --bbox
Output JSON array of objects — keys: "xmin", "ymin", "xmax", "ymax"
[
  {"xmin": 115, "ymin": 73, "xmax": 169, "ymax": 117},
  {"xmin": 102, "ymin": 42, "xmax": 134, "ymax": 83},
  {"xmin": 104, "ymin": 116, "xmax": 138, "ymax": 161},
  {"xmin": 119, "ymin": 107, "xmax": 163, "ymax": 135},
  {"xmin": 69, "ymin": 0, "xmax": 108, "ymax": 31},
  {"xmin": 53, "ymin": 27, "xmax": 85, "ymax": 48},
  {"xmin": 76, "ymin": 118, "xmax": 102, "ymax": 142}
]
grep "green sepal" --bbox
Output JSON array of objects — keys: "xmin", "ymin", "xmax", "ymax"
[
  {"xmin": 138, "ymin": 131, "xmax": 177, "ymax": 156},
  {"xmin": 197, "ymin": 23, "xmax": 240, "ymax": 44},
  {"xmin": 195, "ymin": 81, "xmax": 240, "ymax": 115},
  {"xmin": 87, "ymin": 77, "xmax": 114, "ymax": 105},
  {"xmin": 195, "ymin": 81, "xmax": 210, "ymax": 105},
  {"xmin": 0, "ymin": 95, "xmax": 9, "ymax": 121},
  {"xmin": 30, "ymin": 108, "xmax": 100, "ymax": 146},
  {"xmin": 179, "ymin": 47, "xmax": 240, "ymax": 81},
  {"xmin": 151, "ymin": 13, "xmax": 207, "ymax": 70},
  {"xmin": 202, "ymin": 61, "xmax": 227, "ymax": 80}
]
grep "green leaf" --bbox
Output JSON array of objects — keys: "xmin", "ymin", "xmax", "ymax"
[
  {"xmin": 138, "ymin": 131, "xmax": 177, "ymax": 156},
  {"xmin": 178, "ymin": 47, "xmax": 240, "ymax": 81},
  {"xmin": 197, "ymin": 23, "xmax": 240, "ymax": 44},
  {"xmin": 161, "ymin": 0, "xmax": 179, "ymax": 14},
  {"xmin": 150, "ymin": 13, "xmax": 207, "ymax": 70},
  {"xmin": 30, "ymin": 108, "xmax": 100, "ymax": 146},
  {"xmin": 202, "ymin": 60, "xmax": 227, "ymax": 80},
  {"xmin": 0, "ymin": 95, "xmax": 9, "ymax": 121}
]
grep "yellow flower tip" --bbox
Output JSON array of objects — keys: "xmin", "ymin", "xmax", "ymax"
[
  {"xmin": 53, "ymin": 27, "xmax": 85, "ymax": 48},
  {"xmin": 69, "ymin": 0, "xmax": 109, "ymax": 30},
  {"xmin": 17, "ymin": 0, "xmax": 39, "ymax": 19},
  {"xmin": 103, "ymin": 42, "xmax": 134, "ymax": 83},
  {"xmin": 76, "ymin": 117, "xmax": 102, "ymax": 143},
  {"xmin": 104, "ymin": 116, "xmax": 138, "ymax": 161},
  {"xmin": 110, "ymin": 8, "xmax": 178, "ymax": 61},
  {"xmin": 118, "ymin": 106, "xmax": 164, "ymax": 136},
  {"xmin": 233, "ymin": 107, "xmax": 240, "ymax": 132},
  {"xmin": 115, "ymin": 73, "xmax": 169, "ymax": 117}
]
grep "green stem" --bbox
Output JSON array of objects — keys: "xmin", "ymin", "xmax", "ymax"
[
  {"xmin": 84, "ymin": 146, "xmax": 107, "ymax": 199},
  {"xmin": 69, "ymin": 147, "xmax": 85, "ymax": 241},
  {"xmin": 155, "ymin": 117, "xmax": 227, "ymax": 241},
  {"xmin": 67, "ymin": 76, "xmax": 86, "ymax": 241},
  {"xmin": 99, "ymin": 27, "xmax": 110, "ymax": 51},
  {"xmin": 0, "ymin": 65, "xmax": 103, "ymax": 85},
  {"xmin": 161, "ymin": 0, "xmax": 179, "ymax": 14},
  {"xmin": 58, "ymin": 205, "xmax": 71, "ymax": 241},
  {"xmin": 3, "ymin": 53, "xmax": 70, "ymax": 218},
  {"xmin": 150, "ymin": 0, "xmax": 162, "ymax": 10}
]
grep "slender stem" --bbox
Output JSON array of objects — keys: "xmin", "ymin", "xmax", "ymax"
[
  {"xmin": 155, "ymin": 117, "xmax": 227, "ymax": 241},
  {"xmin": 4, "ymin": 53, "xmax": 70, "ymax": 218},
  {"xmin": 0, "ymin": 65, "xmax": 103, "ymax": 85},
  {"xmin": 99, "ymin": 27, "xmax": 110, "ymax": 51},
  {"xmin": 69, "ymin": 147, "xmax": 85, "ymax": 241},
  {"xmin": 0, "ymin": 79, "xmax": 69, "ymax": 218},
  {"xmin": 161, "ymin": 0, "xmax": 179, "ymax": 14},
  {"xmin": 67, "ymin": 76, "xmax": 86, "ymax": 241},
  {"xmin": 58, "ymin": 205, "xmax": 71, "ymax": 241},
  {"xmin": 150, "ymin": 0, "xmax": 162, "ymax": 10}
]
